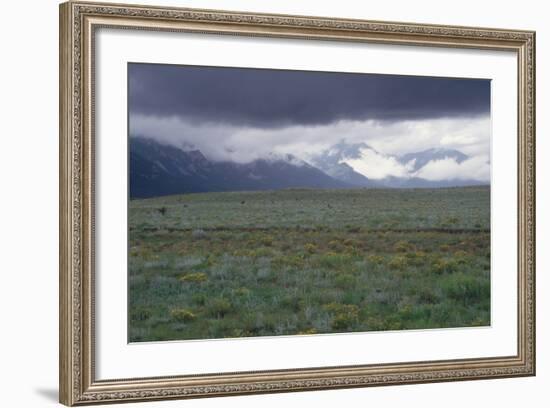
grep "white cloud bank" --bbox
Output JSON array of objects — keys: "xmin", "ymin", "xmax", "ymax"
[
  {"xmin": 414, "ymin": 155, "xmax": 490, "ymax": 181},
  {"xmin": 344, "ymin": 148, "xmax": 414, "ymax": 179},
  {"xmin": 130, "ymin": 113, "xmax": 490, "ymax": 181},
  {"xmin": 340, "ymin": 146, "xmax": 490, "ymax": 182}
]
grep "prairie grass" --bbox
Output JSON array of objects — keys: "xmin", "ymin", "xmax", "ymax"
[{"xmin": 129, "ymin": 187, "xmax": 490, "ymax": 342}]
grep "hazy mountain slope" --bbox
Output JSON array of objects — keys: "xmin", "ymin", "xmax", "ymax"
[
  {"xmin": 398, "ymin": 148, "xmax": 469, "ymax": 171},
  {"xmin": 130, "ymin": 138, "xmax": 350, "ymax": 198}
]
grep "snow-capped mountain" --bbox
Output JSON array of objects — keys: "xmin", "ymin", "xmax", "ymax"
[
  {"xmin": 309, "ymin": 140, "xmax": 487, "ymax": 189},
  {"xmin": 309, "ymin": 141, "xmax": 379, "ymax": 187}
]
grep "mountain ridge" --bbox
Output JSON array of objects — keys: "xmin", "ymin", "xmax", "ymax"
[
  {"xmin": 130, "ymin": 137, "xmax": 351, "ymax": 198},
  {"xmin": 130, "ymin": 137, "xmax": 488, "ymax": 199}
]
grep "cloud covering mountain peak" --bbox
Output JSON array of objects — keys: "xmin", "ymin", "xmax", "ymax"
[{"xmin": 310, "ymin": 140, "xmax": 489, "ymax": 184}]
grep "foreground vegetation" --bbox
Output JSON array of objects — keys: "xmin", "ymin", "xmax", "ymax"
[{"xmin": 129, "ymin": 187, "xmax": 490, "ymax": 342}]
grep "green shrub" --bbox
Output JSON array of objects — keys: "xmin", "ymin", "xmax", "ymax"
[
  {"xmin": 394, "ymin": 240, "xmax": 411, "ymax": 252},
  {"xmin": 207, "ymin": 298, "xmax": 232, "ymax": 318},
  {"xmin": 398, "ymin": 304, "xmax": 413, "ymax": 319},
  {"xmin": 179, "ymin": 272, "xmax": 208, "ymax": 283},
  {"xmin": 255, "ymin": 247, "xmax": 274, "ymax": 257},
  {"xmin": 388, "ymin": 255, "xmax": 408, "ymax": 270},
  {"xmin": 334, "ymin": 273, "xmax": 356, "ymax": 289},
  {"xmin": 343, "ymin": 238, "xmax": 356, "ymax": 247},
  {"xmin": 318, "ymin": 253, "xmax": 351, "ymax": 268},
  {"xmin": 304, "ymin": 243, "xmax": 317, "ymax": 254},
  {"xmin": 453, "ymin": 250, "xmax": 470, "ymax": 264},
  {"xmin": 274, "ymin": 254, "xmax": 304, "ymax": 268},
  {"xmin": 280, "ymin": 242, "xmax": 292, "ymax": 251},
  {"xmin": 323, "ymin": 303, "xmax": 359, "ymax": 315},
  {"xmin": 233, "ymin": 287, "xmax": 251, "ymax": 297},
  {"xmin": 431, "ymin": 259, "xmax": 459, "ymax": 274},
  {"xmin": 417, "ymin": 287, "xmax": 439, "ymax": 304},
  {"xmin": 323, "ymin": 303, "xmax": 359, "ymax": 330},
  {"xmin": 130, "ymin": 306, "xmax": 151, "ymax": 322},
  {"xmin": 446, "ymin": 216, "xmax": 460, "ymax": 225},
  {"xmin": 280, "ymin": 294, "xmax": 302, "ymax": 312},
  {"xmin": 332, "ymin": 313, "xmax": 356, "ymax": 330},
  {"xmin": 191, "ymin": 293, "xmax": 207, "ymax": 306},
  {"xmin": 261, "ymin": 236, "xmax": 274, "ymax": 246},
  {"xmin": 471, "ymin": 317, "xmax": 489, "ymax": 326},
  {"xmin": 442, "ymin": 273, "xmax": 490, "ymax": 304},
  {"xmin": 297, "ymin": 328, "xmax": 318, "ymax": 335},
  {"xmin": 367, "ymin": 254, "xmax": 384, "ymax": 265},
  {"xmin": 366, "ymin": 316, "xmax": 386, "ymax": 331},
  {"xmin": 405, "ymin": 251, "xmax": 427, "ymax": 266},
  {"xmin": 170, "ymin": 308, "xmax": 197, "ymax": 322},
  {"xmin": 439, "ymin": 244, "xmax": 450, "ymax": 252},
  {"xmin": 231, "ymin": 328, "xmax": 253, "ymax": 338}
]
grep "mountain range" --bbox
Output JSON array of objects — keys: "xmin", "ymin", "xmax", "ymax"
[
  {"xmin": 311, "ymin": 141, "xmax": 483, "ymax": 189},
  {"xmin": 130, "ymin": 137, "xmax": 487, "ymax": 198},
  {"xmin": 130, "ymin": 138, "xmax": 348, "ymax": 198}
]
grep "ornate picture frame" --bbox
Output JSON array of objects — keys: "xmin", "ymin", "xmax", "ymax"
[{"xmin": 59, "ymin": 1, "xmax": 535, "ymax": 405}]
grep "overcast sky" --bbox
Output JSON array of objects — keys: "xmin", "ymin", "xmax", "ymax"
[{"xmin": 128, "ymin": 63, "xmax": 491, "ymax": 181}]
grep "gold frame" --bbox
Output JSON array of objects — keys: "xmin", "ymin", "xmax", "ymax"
[{"xmin": 59, "ymin": 1, "xmax": 536, "ymax": 405}]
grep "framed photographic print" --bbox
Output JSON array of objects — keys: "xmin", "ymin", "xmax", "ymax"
[{"xmin": 59, "ymin": 1, "xmax": 536, "ymax": 405}]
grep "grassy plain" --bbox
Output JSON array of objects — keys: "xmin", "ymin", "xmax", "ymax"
[{"xmin": 128, "ymin": 187, "xmax": 490, "ymax": 342}]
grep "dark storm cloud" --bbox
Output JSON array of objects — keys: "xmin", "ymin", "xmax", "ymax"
[{"xmin": 129, "ymin": 63, "xmax": 490, "ymax": 128}]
